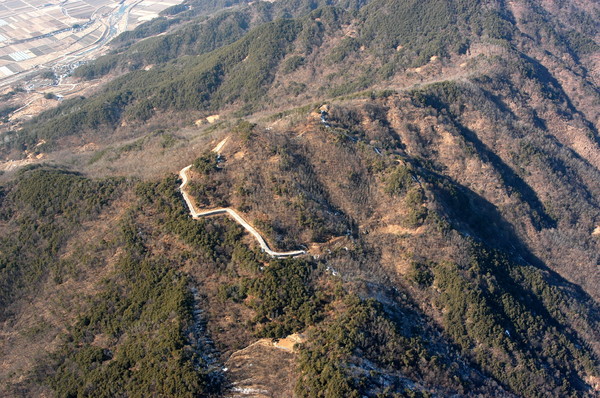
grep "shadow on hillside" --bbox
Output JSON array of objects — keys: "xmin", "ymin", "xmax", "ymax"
[
  {"xmin": 429, "ymin": 170, "xmax": 600, "ymax": 340},
  {"xmin": 451, "ymin": 118, "xmax": 557, "ymax": 230}
]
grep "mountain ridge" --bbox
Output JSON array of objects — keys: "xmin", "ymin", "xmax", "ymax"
[{"xmin": 1, "ymin": 0, "xmax": 599, "ymax": 396}]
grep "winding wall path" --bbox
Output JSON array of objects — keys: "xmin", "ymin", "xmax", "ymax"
[{"xmin": 178, "ymin": 165, "xmax": 306, "ymax": 258}]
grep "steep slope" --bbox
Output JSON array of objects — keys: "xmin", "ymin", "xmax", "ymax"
[
  {"xmin": 1, "ymin": 0, "xmax": 600, "ymax": 396},
  {"xmin": 177, "ymin": 105, "xmax": 600, "ymax": 396}
]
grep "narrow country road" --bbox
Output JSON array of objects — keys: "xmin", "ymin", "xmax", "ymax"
[{"xmin": 178, "ymin": 165, "xmax": 306, "ymax": 258}]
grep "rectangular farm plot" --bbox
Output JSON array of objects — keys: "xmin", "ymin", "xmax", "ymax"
[
  {"xmin": 79, "ymin": 30, "xmax": 101, "ymax": 46},
  {"xmin": 3, "ymin": 1, "xmax": 28, "ymax": 11},
  {"xmin": 64, "ymin": 2, "xmax": 96, "ymax": 20},
  {"xmin": 46, "ymin": 8, "xmax": 68, "ymax": 20},
  {"xmin": 0, "ymin": 0, "xmax": 185, "ymax": 86},
  {"xmin": 8, "ymin": 50, "xmax": 35, "ymax": 61},
  {"xmin": 0, "ymin": 66, "xmax": 15, "ymax": 76},
  {"xmin": 29, "ymin": 47, "xmax": 45, "ymax": 57},
  {"xmin": 130, "ymin": 0, "xmax": 181, "ymax": 23}
]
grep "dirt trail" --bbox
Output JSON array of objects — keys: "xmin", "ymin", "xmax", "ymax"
[
  {"xmin": 212, "ymin": 136, "xmax": 229, "ymax": 153},
  {"xmin": 178, "ymin": 139, "xmax": 306, "ymax": 258}
]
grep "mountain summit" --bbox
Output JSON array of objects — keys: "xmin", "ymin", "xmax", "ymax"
[{"xmin": 1, "ymin": 0, "xmax": 599, "ymax": 397}]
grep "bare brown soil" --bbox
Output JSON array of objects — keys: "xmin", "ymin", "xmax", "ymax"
[{"xmin": 224, "ymin": 338, "xmax": 299, "ymax": 398}]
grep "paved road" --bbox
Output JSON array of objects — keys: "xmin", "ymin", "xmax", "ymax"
[{"xmin": 179, "ymin": 165, "xmax": 306, "ymax": 258}]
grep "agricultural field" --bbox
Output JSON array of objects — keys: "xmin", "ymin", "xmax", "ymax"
[{"xmin": 0, "ymin": 0, "xmax": 182, "ymax": 85}]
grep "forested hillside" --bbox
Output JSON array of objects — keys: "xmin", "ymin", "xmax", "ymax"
[{"xmin": 1, "ymin": 0, "xmax": 599, "ymax": 396}]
